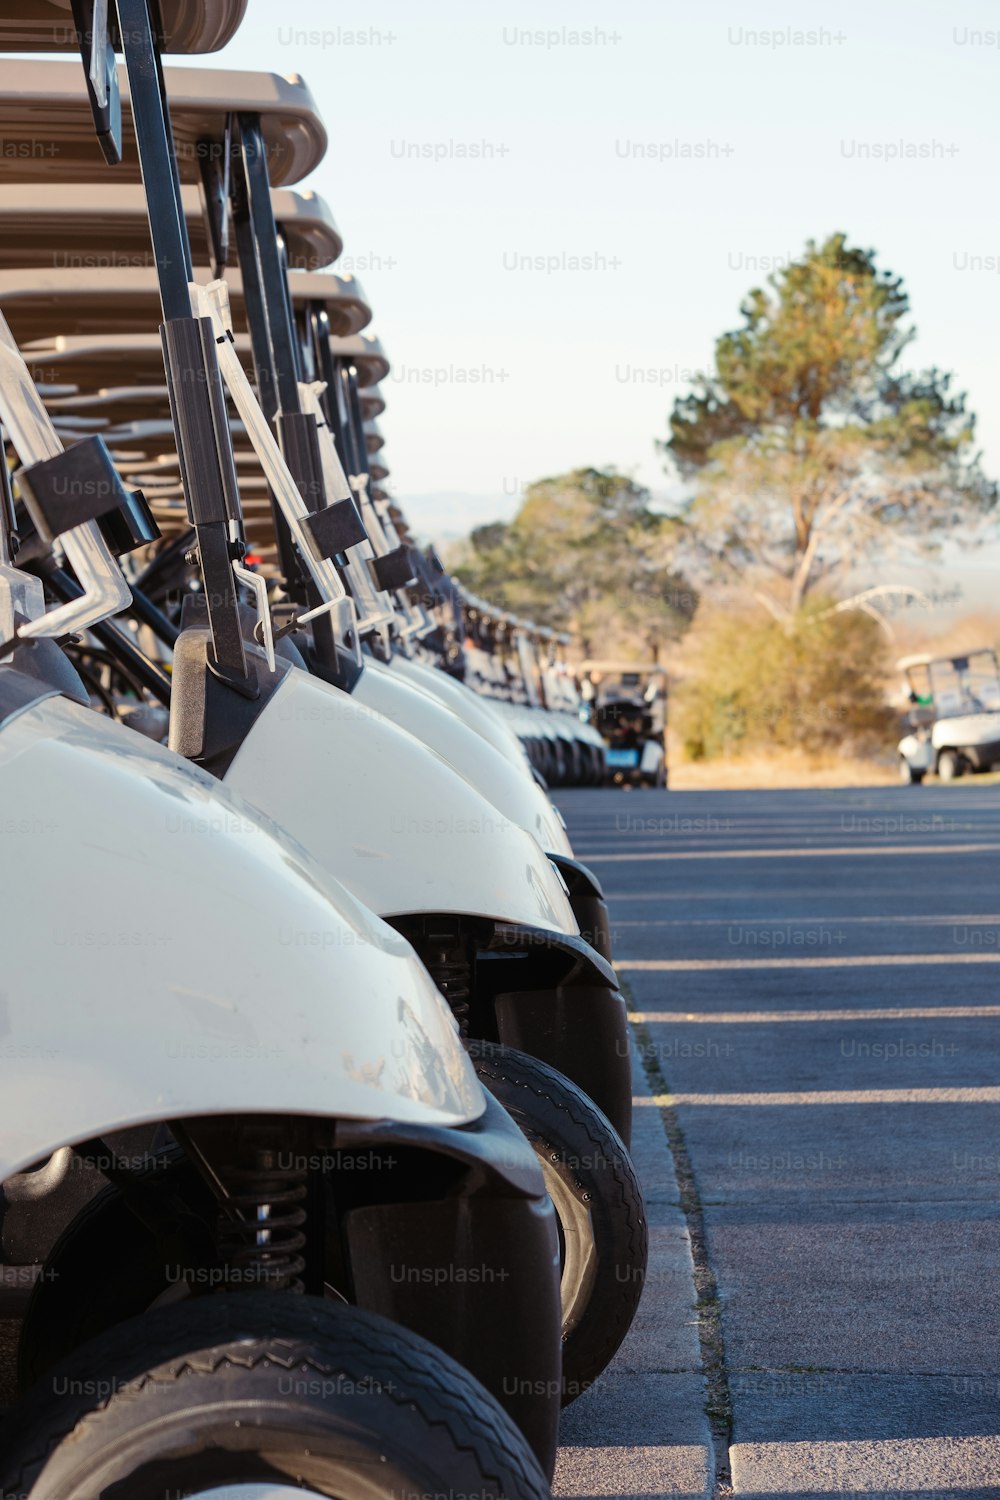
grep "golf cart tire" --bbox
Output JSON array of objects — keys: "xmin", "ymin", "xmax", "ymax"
[
  {"xmin": 2, "ymin": 1295, "xmax": 551, "ymax": 1500},
  {"xmin": 899, "ymin": 758, "xmax": 924, "ymax": 785},
  {"xmin": 469, "ymin": 1040, "xmax": 648, "ymax": 1406},
  {"xmin": 937, "ymin": 750, "xmax": 962, "ymax": 782}
]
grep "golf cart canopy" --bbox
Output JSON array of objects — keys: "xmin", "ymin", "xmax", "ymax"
[
  {"xmin": 0, "ymin": 267, "xmax": 370, "ymax": 342},
  {"xmin": 0, "ymin": 184, "xmax": 343, "ymax": 272},
  {"xmin": 0, "ymin": 60, "xmax": 326, "ymax": 185},
  {"xmin": 48, "ymin": 379, "xmax": 386, "ymax": 426},
  {"xmin": 898, "ymin": 648, "xmax": 1000, "ymax": 719},
  {"xmin": 22, "ymin": 331, "xmax": 390, "ymax": 391},
  {"xmin": 359, "ymin": 385, "xmax": 385, "ymax": 418},
  {"xmin": 0, "ymin": 0, "xmax": 247, "ymax": 53}
]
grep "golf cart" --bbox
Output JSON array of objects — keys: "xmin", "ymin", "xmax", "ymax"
[
  {"xmin": 897, "ymin": 649, "xmax": 1000, "ymax": 783},
  {"xmin": 584, "ymin": 661, "xmax": 668, "ymax": 788},
  {"xmin": 0, "ymin": 7, "xmax": 644, "ymax": 1445}
]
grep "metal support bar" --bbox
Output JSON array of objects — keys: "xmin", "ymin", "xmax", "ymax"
[
  {"xmin": 228, "ymin": 120, "xmax": 342, "ymax": 672},
  {"xmin": 199, "ymin": 115, "xmax": 232, "ymax": 279},
  {"xmin": 128, "ymin": 582, "xmax": 180, "ymax": 648},
  {"xmin": 115, "ymin": 0, "xmax": 251, "ymax": 689},
  {"xmin": 344, "ymin": 364, "xmax": 372, "ymax": 485},
  {"xmin": 44, "ymin": 564, "xmax": 173, "ymax": 704},
  {"xmin": 115, "ymin": 0, "xmax": 192, "ymax": 312}
]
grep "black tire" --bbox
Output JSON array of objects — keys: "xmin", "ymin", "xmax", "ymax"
[
  {"xmin": 2, "ymin": 1295, "xmax": 550, "ymax": 1500},
  {"xmin": 468, "ymin": 1039, "xmax": 647, "ymax": 1406},
  {"xmin": 899, "ymin": 757, "xmax": 924, "ymax": 785},
  {"xmin": 937, "ymin": 749, "xmax": 962, "ymax": 782}
]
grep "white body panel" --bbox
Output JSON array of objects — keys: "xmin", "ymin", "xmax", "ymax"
[
  {"xmin": 390, "ymin": 654, "xmax": 532, "ymax": 771},
  {"xmin": 354, "ymin": 659, "xmax": 574, "ymax": 857},
  {"xmin": 0, "ymin": 696, "xmax": 482, "ymax": 1179},
  {"xmin": 640, "ymin": 740, "xmax": 665, "ymax": 775},
  {"xmin": 930, "ymin": 712, "xmax": 1000, "ymax": 751},
  {"xmin": 899, "ymin": 711, "xmax": 1000, "ymax": 773},
  {"xmin": 225, "ymin": 669, "xmax": 578, "ymax": 931}
]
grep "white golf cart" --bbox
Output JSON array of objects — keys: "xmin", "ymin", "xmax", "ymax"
[{"xmin": 897, "ymin": 648, "xmax": 1000, "ymax": 783}]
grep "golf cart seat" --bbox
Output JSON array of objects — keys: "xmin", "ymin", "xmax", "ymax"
[{"xmin": 0, "ymin": 184, "xmax": 343, "ymax": 272}]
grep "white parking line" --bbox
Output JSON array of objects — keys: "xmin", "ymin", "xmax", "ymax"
[
  {"xmin": 642, "ymin": 1087, "xmax": 1000, "ymax": 1106},
  {"xmin": 582, "ymin": 843, "xmax": 1000, "ymax": 861},
  {"xmin": 617, "ymin": 953, "xmax": 1000, "ymax": 970},
  {"xmin": 630, "ymin": 1006, "xmax": 1000, "ymax": 1023}
]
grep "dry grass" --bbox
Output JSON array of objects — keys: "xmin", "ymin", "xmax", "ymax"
[{"xmin": 668, "ymin": 747, "xmax": 899, "ymax": 790}]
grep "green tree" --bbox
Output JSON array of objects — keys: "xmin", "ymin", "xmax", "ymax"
[
  {"xmin": 661, "ymin": 233, "xmax": 996, "ymax": 622},
  {"xmin": 454, "ymin": 467, "xmax": 694, "ymax": 657}
]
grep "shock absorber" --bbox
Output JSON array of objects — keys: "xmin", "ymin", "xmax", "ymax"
[
  {"xmin": 217, "ymin": 1148, "xmax": 308, "ymax": 1293},
  {"xmin": 420, "ymin": 922, "xmax": 473, "ymax": 1038}
]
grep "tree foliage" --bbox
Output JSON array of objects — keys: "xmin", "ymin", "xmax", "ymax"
[
  {"xmin": 454, "ymin": 467, "xmax": 695, "ymax": 657},
  {"xmin": 661, "ymin": 233, "xmax": 996, "ymax": 620}
]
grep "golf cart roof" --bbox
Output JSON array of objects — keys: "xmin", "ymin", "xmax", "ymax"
[
  {"xmin": 0, "ymin": 0, "xmax": 247, "ymax": 54},
  {"xmin": 0, "ymin": 266, "xmax": 370, "ymax": 342},
  {"xmin": 359, "ymin": 385, "xmax": 385, "ymax": 418},
  {"xmin": 48, "ymin": 379, "xmax": 386, "ymax": 426},
  {"xmin": 897, "ymin": 649, "xmax": 997, "ymax": 672},
  {"xmin": 580, "ymin": 660, "xmax": 667, "ymax": 676},
  {"xmin": 0, "ymin": 184, "xmax": 342, "ymax": 272},
  {"xmin": 22, "ymin": 330, "xmax": 389, "ymax": 389},
  {"xmin": 0, "ymin": 61, "xmax": 326, "ymax": 185}
]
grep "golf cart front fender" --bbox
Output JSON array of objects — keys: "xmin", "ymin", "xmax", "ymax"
[
  {"xmin": 224, "ymin": 667, "xmax": 579, "ymax": 933},
  {"xmin": 339, "ymin": 1089, "xmax": 562, "ymax": 1476},
  {"xmin": 548, "ymin": 853, "xmax": 613, "ymax": 963},
  {"xmin": 387, "ymin": 653, "xmax": 534, "ymax": 771},
  {"xmin": 478, "ymin": 922, "xmax": 632, "ymax": 1144},
  {"xmin": 899, "ymin": 732, "xmax": 933, "ymax": 770},
  {"xmin": 354, "ymin": 658, "xmax": 575, "ymax": 857},
  {"xmin": 0, "ymin": 693, "xmax": 483, "ymax": 1181}
]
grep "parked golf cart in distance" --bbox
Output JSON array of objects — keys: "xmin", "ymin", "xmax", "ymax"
[
  {"xmin": 583, "ymin": 661, "xmax": 668, "ymax": 788},
  {"xmin": 897, "ymin": 649, "xmax": 1000, "ymax": 783}
]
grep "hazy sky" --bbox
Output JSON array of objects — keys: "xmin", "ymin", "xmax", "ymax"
[{"xmin": 184, "ymin": 0, "xmax": 1000, "ymax": 594}]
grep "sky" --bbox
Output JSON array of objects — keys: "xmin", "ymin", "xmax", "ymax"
[{"xmin": 182, "ymin": 0, "xmax": 1000, "ymax": 615}]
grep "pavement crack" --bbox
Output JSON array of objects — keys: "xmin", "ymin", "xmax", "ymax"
[{"xmin": 626, "ymin": 983, "xmax": 734, "ymax": 1498}]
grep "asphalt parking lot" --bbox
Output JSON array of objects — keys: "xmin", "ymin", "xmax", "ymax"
[{"xmin": 559, "ymin": 782, "xmax": 1000, "ymax": 1500}]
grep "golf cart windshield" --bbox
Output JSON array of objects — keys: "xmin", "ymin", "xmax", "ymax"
[{"xmin": 925, "ymin": 651, "xmax": 1000, "ymax": 718}]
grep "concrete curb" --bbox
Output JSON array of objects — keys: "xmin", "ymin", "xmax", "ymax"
[{"xmin": 554, "ymin": 1034, "xmax": 716, "ymax": 1499}]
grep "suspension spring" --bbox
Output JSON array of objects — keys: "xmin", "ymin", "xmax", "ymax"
[
  {"xmin": 423, "ymin": 930, "xmax": 473, "ymax": 1038},
  {"xmin": 217, "ymin": 1150, "xmax": 307, "ymax": 1294}
]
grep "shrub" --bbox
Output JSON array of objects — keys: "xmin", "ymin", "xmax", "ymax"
[{"xmin": 675, "ymin": 601, "xmax": 896, "ymax": 761}]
